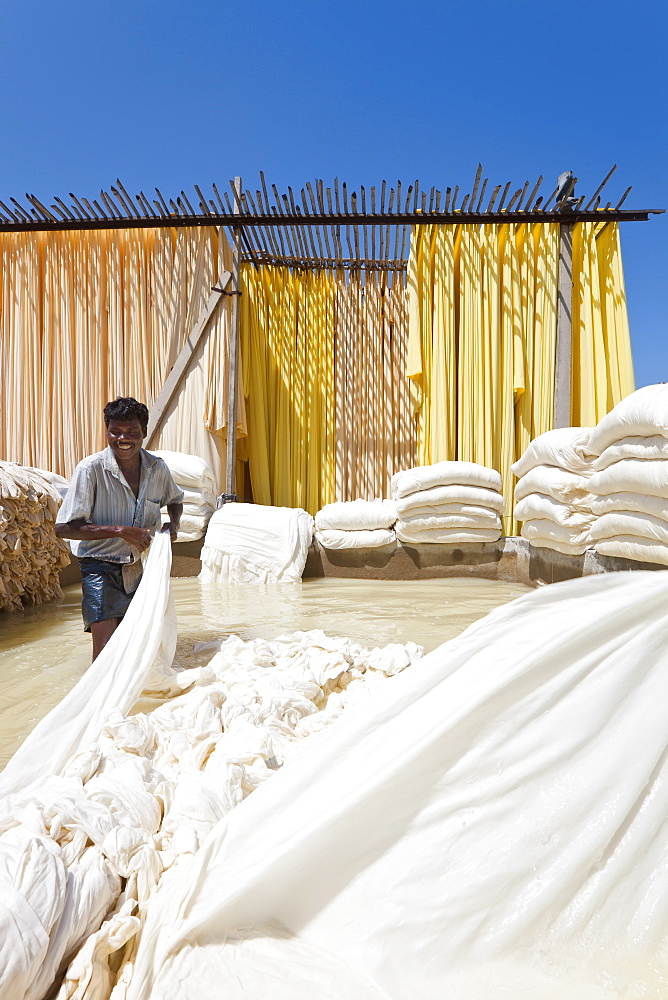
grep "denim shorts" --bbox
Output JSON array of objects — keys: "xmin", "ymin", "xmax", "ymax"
[{"xmin": 79, "ymin": 558, "xmax": 137, "ymax": 632}]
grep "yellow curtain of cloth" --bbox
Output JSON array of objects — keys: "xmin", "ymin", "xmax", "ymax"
[
  {"xmin": 0, "ymin": 227, "xmax": 241, "ymax": 486},
  {"xmin": 407, "ymin": 221, "xmax": 634, "ymax": 533},
  {"xmin": 571, "ymin": 222, "xmax": 635, "ymax": 425},
  {"xmin": 240, "ymin": 265, "xmax": 336, "ymax": 513},
  {"xmin": 407, "ymin": 222, "xmax": 561, "ymax": 534},
  {"xmin": 335, "ymin": 275, "xmax": 415, "ymax": 501}
]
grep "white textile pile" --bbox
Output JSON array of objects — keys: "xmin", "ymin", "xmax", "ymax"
[
  {"xmin": 124, "ymin": 570, "xmax": 668, "ymax": 1000},
  {"xmin": 150, "ymin": 450, "xmax": 216, "ymax": 543},
  {"xmin": 586, "ymin": 385, "xmax": 668, "ymax": 565},
  {"xmin": 512, "ymin": 428, "xmax": 596, "ymax": 555},
  {"xmin": 0, "ymin": 533, "xmax": 180, "ymax": 1000},
  {"xmin": 200, "ymin": 503, "xmax": 314, "ymax": 584},
  {"xmin": 315, "ymin": 499, "xmax": 397, "ymax": 550},
  {"xmin": 0, "ymin": 462, "xmax": 70, "ymax": 611},
  {"xmin": 392, "ymin": 461, "xmax": 504, "ymax": 544},
  {"xmin": 0, "ymin": 544, "xmax": 422, "ymax": 1000}
]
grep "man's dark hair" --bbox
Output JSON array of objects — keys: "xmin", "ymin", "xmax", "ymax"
[{"xmin": 103, "ymin": 397, "xmax": 149, "ymax": 433}]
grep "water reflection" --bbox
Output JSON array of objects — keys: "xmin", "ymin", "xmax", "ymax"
[{"xmin": 0, "ymin": 575, "xmax": 528, "ymax": 767}]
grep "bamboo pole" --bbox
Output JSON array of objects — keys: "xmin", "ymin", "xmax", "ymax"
[{"xmin": 225, "ymin": 177, "xmax": 243, "ymax": 497}]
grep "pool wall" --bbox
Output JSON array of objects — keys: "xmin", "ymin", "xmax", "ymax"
[{"xmin": 59, "ymin": 537, "xmax": 668, "ymax": 589}]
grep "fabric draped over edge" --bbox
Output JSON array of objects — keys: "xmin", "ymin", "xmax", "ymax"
[
  {"xmin": 407, "ymin": 222, "xmax": 634, "ymax": 534},
  {"xmin": 0, "ymin": 227, "xmax": 245, "ymax": 489}
]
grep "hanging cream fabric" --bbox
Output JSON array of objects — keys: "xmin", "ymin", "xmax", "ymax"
[
  {"xmin": 407, "ymin": 222, "xmax": 632, "ymax": 534},
  {"xmin": 240, "ymin": 266, "xmax": 336, "ymax": 513},
  {"xmin": 0, "ymin": 227, "xmax": 244, "ymax": 489},
  {"xmin": 334, "ymin": 275, "xmax": 415, "ymax": 501}
]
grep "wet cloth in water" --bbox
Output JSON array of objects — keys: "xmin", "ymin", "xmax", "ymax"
[{"xmin": 79, "ymin": 557, "xmax": 140, "ymax": 631}]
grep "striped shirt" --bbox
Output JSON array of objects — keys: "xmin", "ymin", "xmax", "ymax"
[{"xmin": 56, "ymin": 447, "xmax": 184, "ymax": 563}]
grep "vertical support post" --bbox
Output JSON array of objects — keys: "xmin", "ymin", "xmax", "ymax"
[
  {"xmin": 554, "ymin": 222, "xmax": 573, "ymax": 427},
  {"xmin": 225, "ymin": 177, "xmax": 242, "ymax": 497}
]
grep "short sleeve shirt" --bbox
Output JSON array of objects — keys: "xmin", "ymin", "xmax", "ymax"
[{"xmin": 56, "ymin": 447, "xmax": 184, "ymax": 563}]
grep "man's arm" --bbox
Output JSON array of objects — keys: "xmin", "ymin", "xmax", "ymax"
[
  {"xmin": 56, "ymin": 519, "xmax": 151, "ymax": 552},
  {"xmin": 161, "ymin": 502, "xmax": 183, "ymax": 542}
]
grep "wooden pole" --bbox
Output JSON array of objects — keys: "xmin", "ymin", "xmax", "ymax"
[
  {"xmin": 145, "ymin": 271, "xmax": 231, "ymax": 448},
  {"xmin": 554, "ymin": 222, "xmax": 573, "ymax": 428},
  {"xmin": 225, "ymin": 177, "xmax": 242, "ymax": 497}
]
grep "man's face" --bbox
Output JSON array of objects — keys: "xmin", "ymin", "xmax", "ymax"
[{"xmin": 106, "ymin": 418, "xmax": 145, "ymax": 463}]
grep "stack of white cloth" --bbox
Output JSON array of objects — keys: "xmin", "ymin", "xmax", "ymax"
[
  {"xmin": 587, "ymin": 384, "xmax": 668, "ymax": 566},
  {"xmin": 392, "ymin": 461, "xmax": 504, "ymax": 544},
  {"xmin": 315, "ymin": 499, "xmax": 397, "ymax": 549},
  {"xmin": 151, "ymin": 449, "xmax": 217, "ymax": 542},
  {"xmin": 512, "ymin": 428, "xmax": 596, "ymax": 555},
  {"xmin": 200, "ymin": 502, "xmax": 314, "ymax": 584}
]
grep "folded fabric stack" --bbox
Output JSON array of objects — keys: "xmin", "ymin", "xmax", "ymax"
[
  {"xmin": 27, "ymin": 467, "xmax": 70, "ymax": 499},
  {"xmin": 0, "ymin": 462, "xmax": 70, "ymax": 611},
  {"xmin": 315, "ymin": 499, "xmax": 397, "ymax": 549},
  {"xmin": 392, "ymin": 461, "xmax": 504, "ymax": 544},
  {"xmin": 151, "ymin": 449, "xmax": 217, "ymax": 542},
  {"xmin": 512, "ymin": 428, "xmax": 596, "ymax": 555},
  {"xmin": 201, "ymin": 502, "xmax": 314, "ymax": 584},
  {"xmin": 586, "ymin": 384, "xmax": 668, "ymax": 566}
]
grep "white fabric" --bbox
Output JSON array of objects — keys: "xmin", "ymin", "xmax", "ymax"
[
  {"xmin": 521, "ymin": 535, "xmax": 589, "ymax": 556},
  {"xmin": 149, "ymin": 450, "xmax": 217, "ymax": 492},
  {"xmin": 127, "ymin": 570, "xmax": 668, "ymax": 1000},
  {"xmin": 590, "ymin": 511, "xmax": 668, "ymax": 545},
  {"xmin": 174, "ymin": 513, "xmax": 209, "ymax": 543},
  {"xmin": 315, "ymin": 499, "xmax": 397, "ymax": 532},
  {"xmin": 396, "ymin": 524, "xmax": 501, "ymax": 544},
  {"xmin": 520, "ymin": 518, "xmax": 592, "ymax": 553},
  {"xmin": 316, "ymin": 528, "xmax": 396, "ymax": 549},
  {"xmin": 593, "ymin": 537, "xmax": 668, "ymax": 566},
  {"xmin": 587, "ymin": 384, "xmax": 668, "ymax": 456},
  {"xmin": 593, "ymin": 435, "xmax": 668, "ymax": 472},
  {"xmin": 200, "ymin": 504, "xmax": 314, "ymax": 584},
  {"xmin": 0, "ymin": 533, "xmax": 178, "ymax": 1000},
  {"xmin": 514, "ymin": 493, "xmax": 595, "ymax": 529},
  {"xmin": 514, "ymin": 465, "xmax": 593, "ymax": 507},
  {"xmin": 398, "ymin": 511, "xmax": 501, "ymax": 531},
  {"xmin": 0, "ymin": 533, "xmax": 177, "ymax": 814},
  {"xmin": 0, "ymin": 627, "xmax": 422, "ymax": 1000},
  {"xmin": 396, "ymin": 484, "xmax": 506, "ymax": 516},
  {"xmin": 588, "ymin": 459, "xmax": 668, "ymax": 499},
  {"xmin": 391, "ymin": 461, "xmax": 502, "ymax": 500},
  {"xmin": 591, "ymin": 491, "xmax": 668, "ymax": 522},
  {"xmin": 511, "ymin": 427, "xmax": 594, "ymax": 478}
]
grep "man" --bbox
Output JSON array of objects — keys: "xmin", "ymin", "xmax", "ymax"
[{"xmin": 56, "ymin": 396, "xmax": 183, "ymax": 660}]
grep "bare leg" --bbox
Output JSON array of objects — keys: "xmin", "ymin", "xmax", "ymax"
[{"xmin": 91, "ymin": 618, "xmax": 119, "ymax": 661}]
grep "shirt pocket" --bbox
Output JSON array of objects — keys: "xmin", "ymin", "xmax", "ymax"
[{"xmin": 141, "ymin": 499, "xmax": 163, "ymax": 530}]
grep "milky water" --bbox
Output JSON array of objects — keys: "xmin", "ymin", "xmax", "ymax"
[{"xmin": 0, "ymin": 575, "xmax": 529, "ymax": 768}]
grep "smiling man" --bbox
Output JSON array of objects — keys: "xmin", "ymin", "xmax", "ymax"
[{"xmin": 56, "ymin": 397, "xmax": 184, "ymax": 660}]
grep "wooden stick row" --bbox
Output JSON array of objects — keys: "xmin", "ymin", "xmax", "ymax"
[{"xmin": 0, "ymin": 164, "xmax": 646, "ymax": 231}]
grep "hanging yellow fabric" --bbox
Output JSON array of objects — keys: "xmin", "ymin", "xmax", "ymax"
[
  {"xmin": 571, "ymin": 222, "xmax": 635, "ymax": 425},
  {"xmin": 408, "ymin": 221, "xmax": 564, "ymax": 534},
  {"xmin": 0, "ymin": 227, "xmax": 241, "ymax": 487},
  {"xmin": 240, "ymin": 265, "xmax": 336, "ymax": 513},
  {"xmin": 407, "ymin": 221, "xmax": 634, "ymax": 533},
  {"xmin": 240, "ymin": 267, "xmax": 415, "ymax": 510}
]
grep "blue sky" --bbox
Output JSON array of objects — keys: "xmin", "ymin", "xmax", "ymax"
[{"xmin": 1, "ymin": 0, "xmax": 665, "ymax": 385}]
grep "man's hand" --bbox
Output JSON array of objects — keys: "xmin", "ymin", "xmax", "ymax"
[
  {"xmin": 161, "ymin": 522, "xmax": 179, "ymax": 543},
  {"xmin": 119, "ymin": 526, "xmax": 152, "ymax": 552}
]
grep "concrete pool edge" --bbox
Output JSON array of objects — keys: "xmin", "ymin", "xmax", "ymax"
[{"xmin": 57, "ymin": 536, "xmax": 668, "ymax": 589}]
